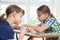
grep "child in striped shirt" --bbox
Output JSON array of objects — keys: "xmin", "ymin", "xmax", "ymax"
[{"xmin": 26, "ymin": 5, "xmax": 60, "ymax": 40}]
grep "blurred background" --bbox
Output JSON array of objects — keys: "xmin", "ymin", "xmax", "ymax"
[{"xmin": 0, "ymin": 0, "xmax": 60, "ymax": 40}]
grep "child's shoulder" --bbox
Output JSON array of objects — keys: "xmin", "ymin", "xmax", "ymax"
[
  {"xmin": 46, "ymin": 17, "xmax": 56, "ymax": 24},
  {"xmin": 48, "ymin": 17, "xmax": 55, "ymax": 21}
]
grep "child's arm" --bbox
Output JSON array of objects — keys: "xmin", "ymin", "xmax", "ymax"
[
  {"xmin": 26, "ymin": 24, "xmax": 50, "ymax": 32},
  {"xmin": 18, "ymin": 27, "xmax": 27, "ymax": 40},
  {"xmin": 12, "ymin": 24, "xmax": 20, "ymax": 30}
]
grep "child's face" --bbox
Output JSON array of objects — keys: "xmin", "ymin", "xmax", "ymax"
[
  {"xmin": 37, "ymin": 11, "xmax": 48, "ymax": 21},
  {"xmin": 14, "ymin": 11, "xmax": 23, "ymax": 25}
]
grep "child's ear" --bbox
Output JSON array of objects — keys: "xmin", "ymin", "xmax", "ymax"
[{"xmin": 13, "ymin": 11, "xmax": 17, "ymax": 17}]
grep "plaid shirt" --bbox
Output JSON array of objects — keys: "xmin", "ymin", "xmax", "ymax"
[{"xmin": 40, "ymin": 16, "xmax": 60, "ymax": 33}]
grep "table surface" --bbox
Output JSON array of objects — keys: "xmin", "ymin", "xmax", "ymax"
[{"xmin": 14, "ymin": 30, "xmax": 60, "ymax": 38}]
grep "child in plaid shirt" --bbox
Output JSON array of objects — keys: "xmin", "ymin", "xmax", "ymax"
[{"xmin": 26, "ymin": 5, "xmax": 60, "ymax": 40}]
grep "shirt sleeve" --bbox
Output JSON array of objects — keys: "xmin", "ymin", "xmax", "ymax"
[{"xmin": 46, "ymin": 18, "xmax": 55, "ymax": 26}]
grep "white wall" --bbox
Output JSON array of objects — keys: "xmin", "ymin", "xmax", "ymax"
[{"xmin": 54, "ymin": 0, "xmax": 60, "ymax": 23}]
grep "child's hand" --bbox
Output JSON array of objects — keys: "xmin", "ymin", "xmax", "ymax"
[
  {"xmin": 20, "ymin": 27, "xmax": 27, "ymax": 34},
  {"xmin": 24, "ymin": 24, "xmax": 35, "ymax": 32},
  {"xmin": 19, "ymin": 27, "xmax": 27, "ymax": 40},
  {"xmin": 12, "ymin": 24, "xmax": 20, "ymax": 30},
  {"xmin": 27, "ymin": 27, "xmax": 34, "ymax": 32},
  {"xmin": 24, "ymin": 24, "xmax": 32, "ymax": 27}
]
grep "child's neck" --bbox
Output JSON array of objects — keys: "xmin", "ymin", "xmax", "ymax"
[{"xmin": 6, "ymin": 17, "xmax": 14, "ymax": 29}]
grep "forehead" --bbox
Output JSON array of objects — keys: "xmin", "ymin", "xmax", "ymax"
[{"xmin": 37, "ymin": 11, "xmax": 44, "ymax": 15}]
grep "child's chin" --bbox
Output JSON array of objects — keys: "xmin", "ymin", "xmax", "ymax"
[{"xmin": 39, "ymin": 20, "xmax": 42, "ymax": 21}]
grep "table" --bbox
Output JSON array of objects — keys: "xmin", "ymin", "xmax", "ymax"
[
  {"xmin": 26, "ymin": 32, "xmax": 60, "ymax": 40},
  {"xmin": 14, "ymin": 30, "xmax": 60, "ymax": 40}
]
